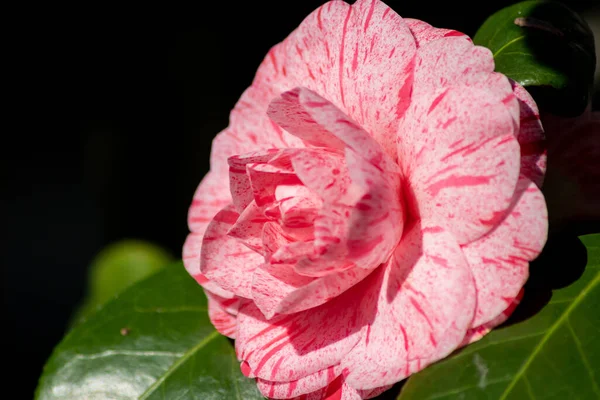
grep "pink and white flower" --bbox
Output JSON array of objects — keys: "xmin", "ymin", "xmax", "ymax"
[{"xmin": 183, "ymin": 1, "xmax": 548, "ymax": 398}]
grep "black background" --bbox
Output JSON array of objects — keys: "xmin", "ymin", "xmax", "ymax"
[{"xmin": 5, "ymin": 0, "xmax": 597, "ymax": 397}]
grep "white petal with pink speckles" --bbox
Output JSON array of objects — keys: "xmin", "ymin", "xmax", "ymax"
[
  {"xmin": 462, "ymin": 178, "xmax": 547, "ymax": 327},
  {"xmin": 200, "ymin": 206, "xmax": 264, "ymax": 298}
]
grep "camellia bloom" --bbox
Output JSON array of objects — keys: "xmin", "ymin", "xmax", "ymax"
[{"xmin": 183, "ymin": 0, "xmax": 548, "ymax": 398}]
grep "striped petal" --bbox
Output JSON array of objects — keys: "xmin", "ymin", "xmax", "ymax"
[
  {"xmin": 461, "ymin": 289, "xmax": 524, "ymax": 346},
  {"xmin": 253, "ymin": 0, "xmax": 416, "ymax": 158},
  {"xmin": 206, "ymin": 290, "xmax": 239, "ymax": 339},
  {"xmin": 235, "ymin": 268, "xmax": 382, "ymax": 382},
  {"xmin": 342, "ymin": 225, "xmax": 476, "ymax": 389},
  {"xmin": 256, "ymin": 364, "xmax": 340, "ymax": 399},
  {"xmin": 404, "ymin": 18, "xmax": 469, "ymax": 47},
  {"xmin": 252, "ymin": 262, "xmax": 373, "ymax": 319},
  {"xmin": 398, "ymin": 85, "xmax": 521, "ymax": 245},
  {"xmin": 462, "ymin": 178, "xmax": 547, "ymax": 327}
]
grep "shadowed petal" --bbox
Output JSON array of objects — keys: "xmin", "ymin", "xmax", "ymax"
[
  {"xmin": 290, "ymin": 149, "xmax": 362, "ymax": 206},
  {"xmin": 235, "ymin": 268, "xmax": 381, "ymax": 381},
  {"xmin": 342, "ymin": 225, "xmax": 476, "ymax": 389},
  {"xmin": 512, "ymin": 81, "xmax": 546, "ymax": 187},
  {"xmin": 252, "ymin": 262, "xmax": 373, "ymax": 319},
  {"xmin": 269, "ymin": 87, "xmax": 399, "ymax": 174}
]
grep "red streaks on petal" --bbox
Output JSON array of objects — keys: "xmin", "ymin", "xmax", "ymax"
[
  {"xmin": 421, "ymin": 226, "xmax": 444, "ymax": 234},
  {"xmin": 323, "ymin": 375, "xmax": 344, "ymax": 400},
  {"xmin": 317, "ymin": 6, "xmax": 323, "ymax": 31},
  {"xmin": 409, "ymin": 297, "xmax": 434, "ymax": 330},
  {"xmin": 429, "ymin": 255, "xmax": 449, "ymax": 268},
  {"xmin": 399, "ymin": 324, "xmax": 409, "ymax": 353},
  {"xmin": 287, "ymin": 380, "xmax": 298, "ymax": 397},
  {"xmin": 443, "ymin": 30, "xmax": 464, "ymax": 37},
  {"xmin": 479, "ymin": 210, "xmax": 507, "ymax": 226},
  {"xmin": 351, "ymin": 41, "xmax": 359, "ymax": 72},
  {"xmin": 213, "ymin": 209, "xmax": 239, "ymax": 224},
  {"xmin": 429, "ymin": 333, "xmax": 438, "ymax": 347},
  {"xmin": 427, "ymin": 89, "xmax": 449, "ymax": 115},
  {"xmin": 426, "ymin": 175, "xmax": 494, "ymax": 197},
  {"xmin": 363, "ymin": 0, "xmax": 376, "ymax": 32},
  {"xmin": 339, "ymin": 7, "xmax": 353, "ymax": 107},
  {"xmin": 241, "ymin": 361, "xmax": 252, "ymax": 377}
]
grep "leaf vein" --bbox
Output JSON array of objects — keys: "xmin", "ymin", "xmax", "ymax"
[
  {"xmin": 138, "ymin": 330, "xmax": 220, "ymax": 399},
  {"xmin": 497, "ymin": 270, "xmax": 600, "ymax": 400},
  {"xmin": 492, "ymin": 35, "xmax": 525, "ymax": 58},
  {"xmin": 566, "ymin": 319, "xmax": 600, "ymax": 396}
]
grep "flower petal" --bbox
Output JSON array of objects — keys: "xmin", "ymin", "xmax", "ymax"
[
  {"xmin": 461, "ymin": 289, "xmax": 524, "ymax": 346},
  {"xmin": 206, "ymin": 291, "xmax": 239, "ymax": 339},
  {"xmin": 182, "ymin": 232, "xmax": 236, "ymax": 299},
  {"xmin": 187, "ymin": 171, "xmax": 231, "ymax": 233},
  {"xmin": 200, "ymin": 205, "xmax": 264, "ymax": 298},
  {"xmin": 342, "ymin": 224, "xmax": 476, "ymax": 389},
  {"xmin": 255, "ymin": 0, "xmax": 416, "ymax": 158},
  {"xmin": 252, "ymin": 262, "xmax": 373, "ymax": 318},
  {"xmin": 343, "ymin": 149, "xmax": 403, "ymax": 269},
  {"xmin": 269, "ymin": 87, "xmax": 399, "ymax": 174},
  {"xmin": 256, "ymin": 364, "xmax": 340, "ymax": 399},
  {"xmin": 410, "ymin": 36, "xmax": 497, "ymax": 97},
  {"xmin": 398, "ymin": 86, "xmax": 521, "ymax": 244},
  {"xmin": 291, "ymin": 149, "xmax": 363, "ymax": 206},
  {"xmin": 512, "ymin": 81, "xmax": 546, "ymax": 187},
  {"xmin": 235, "ymin": 268, "xmax": 382, "ymax": 381},
  {"xmin": 227, "ymin": 200, "xmax": 268, "ymax": 255},
  {"xmin": 404, "ymin": 18, "xmax": 469, "ymax": 47},
  {"xmin": 209, "ymin": 96, "xmax": 301, "ymax": 178},
  {"xmin": 463, "ymin": 177, "xmax": 548, "ymax": 327}
]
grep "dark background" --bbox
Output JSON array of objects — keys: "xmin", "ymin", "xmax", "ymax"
[{"xmin": 5, "ymin": 0, "xmax": 598, "ymax": 397}]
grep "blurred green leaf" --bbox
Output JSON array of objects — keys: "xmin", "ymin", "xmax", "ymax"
[
  {"xmin": 71, "ymin": 240, "xmax": 173, "ymax": 325},
  {"xmin": 398, "ymin": 234, "xmax": 600, "ymax": 399},
  {"xmin": 474, "ymin": 0, "xmax": 596, "ymax": 116},
  {"xmin": 36, "ymin": 262, "xmax": 264, "ymax": 400}
]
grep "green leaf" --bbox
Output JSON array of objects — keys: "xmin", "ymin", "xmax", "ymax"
[
  {"xmin": 398, "ymin": 233, "xmax": 600, "ymax": 400},
  {"xmin": 36, "ymin": 262, "xmax": 264, "ymax": 400},
  {"xmin": 87, "ymin": 239, "xmax": 173, "ymax": 306},
  {"xmin": 69, "ymin": 240, "xmax": 174, "ymax": 328},
  {"xmin": 473, "ymin": 0, "xmax": 596, "ymax": 116}
]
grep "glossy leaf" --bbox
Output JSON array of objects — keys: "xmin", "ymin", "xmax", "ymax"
[
  {"xmin": 398, "ymin": 233, "xmax": 600, "ymax": 399},
  {"xmin": 473, "ymin": 0, "xmax": 596, "ymax": 116},
  {"xmin": 36, "ymin": 262, "xmax": 264, "ymax": 400}
]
